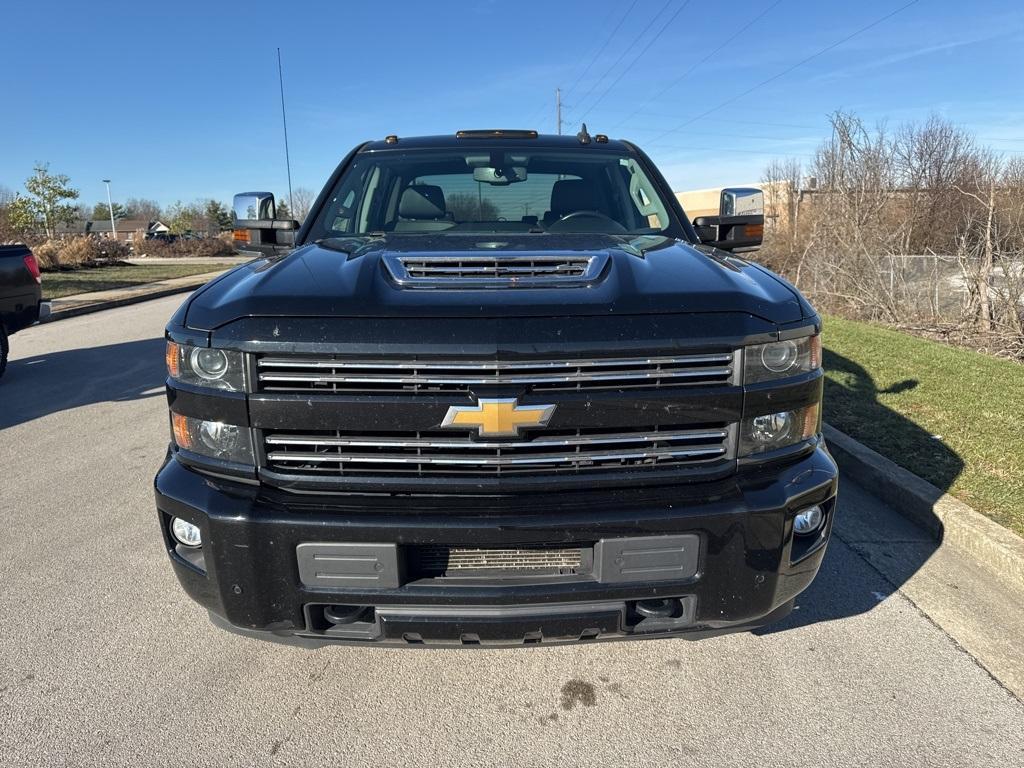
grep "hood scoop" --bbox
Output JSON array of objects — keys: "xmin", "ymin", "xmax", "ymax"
[{"xmin": 382, "ymin": 251, "xmax": 609, "ymax": 289}]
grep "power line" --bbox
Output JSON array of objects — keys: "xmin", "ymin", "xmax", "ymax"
[
  {"xmin": 566, "ymin": 0, "xmax": 675, "ymax": 125},
  {"xmin": 628, "ymin": 125, "xmax": 817, "ymax": 142},
  {"xmin": 576, "ymin": 0, "xmax": 694, "ymax": 124},
  {"xmin": 563, "ymin": 0, "xmax": 641, "ymax": 100},
  {"xmin": 610, "ymin": 0, "xmax": 785, "ymax": 132},
  {"xmin": 646, "ymin": 0, "xmax": 922, "ymax": 145},
  {"xmin": 523, "ymin": 0, "xmax": 639, "ymax": 131},
  {"xmin": 650, "ymin": 142, "xmax": 815, "ymax": 157},
  {"xmin": 631, "ymin": 112, "xmax": 824, "ymax": 131}
]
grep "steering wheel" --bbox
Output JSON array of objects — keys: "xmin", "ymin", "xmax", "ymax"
[{"xmin": 548, "ymin": 210, "xmax": 627, "ymax": 233}]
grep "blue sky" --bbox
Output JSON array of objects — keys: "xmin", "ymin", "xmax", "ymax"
[{"xmin": 1, "ymin": 0, "xmax": 1022, "ymax": 211}]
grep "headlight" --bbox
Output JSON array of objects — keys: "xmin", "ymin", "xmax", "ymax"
[
  {"xmin": 166, "ymin": 341, "xmax": 246, "ymax": 391},
  {"xmin": 739, "ymin": 403, "xmax": 819, "ymax": 456},
  {"xmin": 171, "ymin": 413, "xmax": 254, "ymax": 464},
  {"xmin": 744, "ymin": 335, "xmax": 821, "ymax": 383}
]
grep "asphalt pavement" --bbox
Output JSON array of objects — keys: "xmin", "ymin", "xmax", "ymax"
[{"xmin": 1, "ymin": 295, "xmax": 1022, "ymax": 768}]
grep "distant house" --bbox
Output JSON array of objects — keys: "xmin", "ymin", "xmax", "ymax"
[
  {"xmin": 52, "ymin": 220, "xmax": 91, "ymax": 236},
  {"xmin": 88, "ymin": 219, "xmax": 171, "ymax": 242}
]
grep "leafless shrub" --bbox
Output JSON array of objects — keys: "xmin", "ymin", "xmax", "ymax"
[
  {"xmin": 28, "ymin": 235, "xmax": 131, "ymax": 270},
  {"xmin": 136, "ymin": 234, "xmax": 236, "ymax": 258},
  {"xmin": 31, "ymin": 240, "xmax": 63, "ymax": 270}
]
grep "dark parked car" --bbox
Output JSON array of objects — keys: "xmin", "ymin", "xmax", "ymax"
[
  {"xmin": 0, "ymin": 244, "xmax": 45, "ymax": 378},
  {"xmin": 144, "ymin": 232, "xmax": 179, "ymax": 243},
  {"xmin": 156, "ymin": 128, "xmax": 837, "ymax": 647}
]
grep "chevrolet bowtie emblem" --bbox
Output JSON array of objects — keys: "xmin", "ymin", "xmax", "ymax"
[{"xmin": 441, "ymin": 398, "xmax": 556, "ymax": 437}]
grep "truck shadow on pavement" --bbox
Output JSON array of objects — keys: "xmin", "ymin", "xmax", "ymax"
[
  {"xmin": 754, "ymin": 347, "xmax": 964, "ymax": 635},
  {"xmin": 0, "ymin": 337, "xmax": 166, "ymax": 430}
]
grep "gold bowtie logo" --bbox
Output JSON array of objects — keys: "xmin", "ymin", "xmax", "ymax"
[{"xmin": 441, "ymin": 398, "xmax": 556, "ymax": 437}]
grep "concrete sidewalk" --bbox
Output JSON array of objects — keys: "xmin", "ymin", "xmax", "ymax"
[
  {"xmin": 43, "ymin": 269, "xmax": 228, "ymax": 322},
  {"xmin": 125, "ymin": 256, "xmax": 252, "ymax": 265}
]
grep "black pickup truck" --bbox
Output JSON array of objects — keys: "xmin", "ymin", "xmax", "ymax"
[
  {"xmin": 0, "ymin": 244, "xmax": 45, "ymax": 378},
  {"xmin": 155, "ymin": 129, "xmax": 838, "ymax": 647}
]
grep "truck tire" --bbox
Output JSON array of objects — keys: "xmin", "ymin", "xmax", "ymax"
[{"xmin": 0, "ymin": 324, "xmax": 7, "ymax": 380}]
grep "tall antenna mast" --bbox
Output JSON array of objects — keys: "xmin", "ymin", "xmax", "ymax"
[
  {"xmin": 277, "ymin": 47, "xmax": 294, "ymax": 215},
  {"xmin": 556, "ymin": 87, "xmax": 562, "ymax": 136}
]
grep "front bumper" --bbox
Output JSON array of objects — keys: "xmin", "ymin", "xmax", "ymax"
[{"xmin": 154, "ymin": 443, "xmax": 838, "ymax": 647}]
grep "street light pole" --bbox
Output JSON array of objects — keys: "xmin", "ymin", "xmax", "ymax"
[{"xmin": 102, "ymin": 179, "xmax": 117, "ymax": 240}]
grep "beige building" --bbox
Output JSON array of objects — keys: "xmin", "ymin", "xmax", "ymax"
[{"xmin": 675, "ymin": 181, "xmax": 797, "ymax": 229}]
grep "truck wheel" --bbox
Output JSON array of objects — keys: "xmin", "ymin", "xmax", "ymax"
[{"xmin": 0, "ymin": 325, "xmax": 7, "ymax": 379}]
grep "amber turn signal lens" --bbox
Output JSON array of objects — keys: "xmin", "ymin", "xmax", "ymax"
[
  {"xmin": 165, "ymin": 341, "xmax": 180, "ymax": 378},
  {"xmin": 171, "ymin": 412, "xmax": 192, "ymax": 450},
  {"xmin": 743, "ymin": 223, "xmax": 764, "ymax": 238},
  {"xmin": 810, "ymin": 335, "xmax": 822, "ymax": 368},
  {"xmin": 801, "ymin": 402, "xmax": 821, "ymax": 440}
]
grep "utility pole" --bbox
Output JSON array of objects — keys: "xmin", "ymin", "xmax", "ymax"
[
  {"xmin": 556, "ymin": 88, "xmax": 562, "ymax": 136},
  {"xmin": 277, "ymin": 47, "xmax": 294, "ymax": 216},
  {"xmin": 102, "ymin": 179, "xmax": 116, "ymax": 241}
]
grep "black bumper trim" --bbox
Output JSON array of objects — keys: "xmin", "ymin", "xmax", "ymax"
[{"xmin": 155, "ymin": 446, "xmax": 838, "ymax": 645}]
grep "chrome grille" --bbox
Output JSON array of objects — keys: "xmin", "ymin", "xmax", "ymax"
[
  {"xmin": 415, "ymin": 546, "xmax": 583, "ymax": 573},
  {"xmin": 263, "ymin": 425, "xmax": 732, "ymax": 478},
  {"xmin": 383, "ymin": 252, "xmax": 608, "ymax": 288},
  {"xmin": 257, "ymin": 352, "xmax": 737, "ymax": 393}
]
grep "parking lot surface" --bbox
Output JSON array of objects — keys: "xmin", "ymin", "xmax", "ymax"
[{"xmin": 1, "ymin": 296, "xmax": 1021, "ymax": 767}]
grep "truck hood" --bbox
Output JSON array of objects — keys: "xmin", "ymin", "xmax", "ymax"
[{"xmin": 183, "ymin": 234, "xmax": 808, "ymax": 330}]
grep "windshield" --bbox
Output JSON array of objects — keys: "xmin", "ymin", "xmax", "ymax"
[{"xmin": 307, "ymin": 148, "xmax": 675, "ymax": 239}]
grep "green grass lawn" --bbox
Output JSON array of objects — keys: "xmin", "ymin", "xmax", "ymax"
[
  {"xmin": 823, "ymin": 314, "xmax": 1024, "ymax": 537},
  {"xmin": 42, "ymin": 263, "xmax": 237, "ymax": 300}
]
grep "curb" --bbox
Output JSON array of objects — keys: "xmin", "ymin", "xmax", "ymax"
[
  {"xmin": 824, "ymin": 423, "xmax": 1024, "ymax": 592},
  {"xmin": 41, "ymin": 278, "xmax": 214, "ymax": 323}
]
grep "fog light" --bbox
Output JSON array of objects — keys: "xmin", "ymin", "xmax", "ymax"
[
  {"xmin": 197, "ymin": 420, "xmax": 244, "ymax": 456},
  {"xmin": 170, "ymin": 517, "xmax": 202, "ymax": 548},
  {"xmin": 750, "ymin": 411, "xmax": 794, "ymax": 444},
  {"xmin": 794, "ymin": 505, "xmax": 824, "ymax": 536}
]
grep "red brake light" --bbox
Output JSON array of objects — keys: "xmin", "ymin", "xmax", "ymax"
[{"xmin": 23, "ymin": 252, "xmax": 41, "ymax": 284}]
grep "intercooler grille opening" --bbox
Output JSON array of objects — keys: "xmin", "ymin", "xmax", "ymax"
[
  {"xmin": 383, "ymin": 252, "xmax": 608, "ymax": 288},
  {"xmin": 412, "ymin": 545, "xmax": 584, "ymax": 577},
  {"xmin": 256, "ymin": 352, "xmax": 736, "ymax": 394},
  {"xmin": 262, "ymin": 424, "xmax": 733, "ymax": 479}
]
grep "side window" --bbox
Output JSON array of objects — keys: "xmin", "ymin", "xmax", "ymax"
[
  {"xmin": 620, "ymin": 158, "xmax": 669, "ymax": 231},
  {"xmin": 330, "ymin": 189, "xmax": 357, "ymax": 232},
  {"xmin": 317, "ymin": 163, "xmax": 371, "ymax": 235}
]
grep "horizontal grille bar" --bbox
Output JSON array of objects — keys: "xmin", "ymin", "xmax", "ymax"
[
  {"xmin": 263, "ymin": 425, "xmax": 733, "ymax": 478},
  {"xmin": 256, "ymin": 353, "xmax": 736, "ymax": 393},
  {"xmin": 404, "ymin": 262, "xmax": 590, "ymax": 275},
  {"xmin": 265, "ymin": 428, "xmax": 728, "ymax": 450},
  {"xmin": 266, "ymin": 446, "xmax": 726, "ymax": 467},
  {"xmin": 258, "ymin": 354, "xmax": 732, "ymax": 371}
]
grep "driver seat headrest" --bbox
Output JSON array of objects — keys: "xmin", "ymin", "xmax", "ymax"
[
  {"xmin": 399, "ymin": 185, "xmax": 447, "ymax": 219},
  {"xmin": 545, "ymin": 179, "xmax": 603, "ymax": 225}
]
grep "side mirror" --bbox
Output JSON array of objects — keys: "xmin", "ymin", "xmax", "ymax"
[
  {"xmin": 233, "ymin": 191, "xmax": 277, "ymax": 222},
  {"xmin": 692, "ymin": 187, "xmax": 764, "ymax": 252},
  {"xmin": 232, "ymin": 192, "xmax": 300, "ymax": 255}
]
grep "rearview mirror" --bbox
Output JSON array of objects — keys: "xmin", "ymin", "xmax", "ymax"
[
  {"xmin": 472, "ymin": 166, "xmax": 527, "ymax": 185},
  {"xmin": 692, "ymin": 187, "xmax": 764, "ymax": 252}
]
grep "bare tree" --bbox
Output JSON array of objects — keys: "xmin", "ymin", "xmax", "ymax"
[
  {"xmin": 291, "ymin": 187, "xmax": 316, "ymax": 222},
  {"xmin": 759, "ymin": 111, "xmax": 1024, "ymax": 357},
  {"xmin": 125, "ymin": 197, "xmax": 162, "ymax": 222}
]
